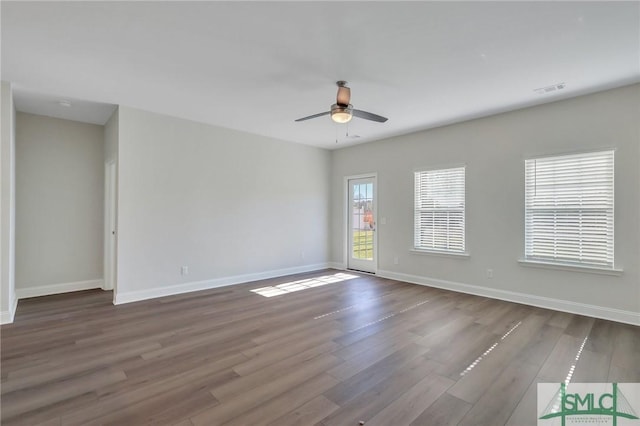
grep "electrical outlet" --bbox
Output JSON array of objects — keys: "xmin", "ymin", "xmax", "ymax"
[
  {"xmin": 300, "ymin": 250, "xmax": 305, "ymax": 260},
  {"xmin": 181, "ymin": 266, "xmax": 189, "ymax": 276},
  {"xmin": 394, "ymin": 256, "xmax": 399, "ymax": 265},
  {"xmin": 486, "ymin": 268, "xmax": 493, "ymax": 279}
]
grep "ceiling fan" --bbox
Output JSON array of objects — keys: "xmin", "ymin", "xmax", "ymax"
[{"xmin": 295, "ymin": 81, "xmax": 388, "ymax": 124}]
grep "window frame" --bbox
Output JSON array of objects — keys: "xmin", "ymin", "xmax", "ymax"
[
  {"xmin": 522, "ymin": 149, "xmax": 616, "ymax": 271},
  {"xmin": 413, "ymin": 165, "xmax": 467, "ymax": 256}
]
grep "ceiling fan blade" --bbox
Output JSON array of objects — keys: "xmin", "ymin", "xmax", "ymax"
[
  {"xmin": 294, "ymin": 111, "xmax": 330, "ymax": 122},
  {"xmin": 336, "ymin": 86, "xmax": 351, "ymax": 106},
  {"xmin": 352, "ymin": 109, "xmax": 388, "ymax": 123}
]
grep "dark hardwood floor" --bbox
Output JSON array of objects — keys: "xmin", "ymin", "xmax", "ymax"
[{"xmin": 1, "ymin": 269, "xmax": 638, "ymax": 425}]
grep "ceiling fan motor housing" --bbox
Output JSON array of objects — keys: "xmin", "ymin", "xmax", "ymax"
[
  {"xmin": 294, "ymin": 80, "xmax": 387, "ymax": 123},
  {"xmin": 336, "ymin": 81, "xmax": 351, "ymax": 107}
]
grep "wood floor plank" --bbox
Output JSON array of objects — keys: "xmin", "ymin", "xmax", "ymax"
[
  {"xmin": 61, "ymin": 366, "xmax": 235, "ymax": 425},
  {"xmin": 332, "ymin": 329, "xmax": 418, "ymax": 362},
  {"xmin": 408, "ymin": 305, "xmax": 464, "ymax": 337},
  {"xmin": 325, "ymin": 336, "xmax": 419, "ymax": 381},
  {"xmin": 242, "ymin": 321, "xmax": 342, "ymax": 359},
  {"xmin": 512, "ymin": 323, "xmax": 564, "ymax": 367},
  {"xmin": 320, "ymin": 358, "xmax": 443, "ymax": 426},
  {"xmin": 417, "ymin": 313, "xmax": 478, "ymax": 350},
  {"xmin": 236, "ymin": 328, "xmax": 342, "ymax": 376},
  {"xmin": 3, "ymin": 341, "xmax": 161, "ymax": 394},
  {"xmin": 504, "ymin": 380, "xmax": 538, "ymax": 426},
  {"xmin": 90, "ymin": 386, "xmax": 219, "ymax": 426},
  {"xmin": 1, "ymin": 392, "xmax": 96, "ymax": 426},
  {"xmin": 536, "ymin": 334, "xmax": 585, "ymax": 382},
  {"xmin": 1, "ymin": 269, "xmax": 636, "ymax": 425},
  {"xmin": 364, "ymin": 373, "xmax": 454, "ymax": 426},
  {"xmin": 267, "ymin": 395, "xmax": 339, "ymax": 426},
  {"xmin": 424, "ymin": 322, "xmax": 493, "ymax": 363},
  {"xmin": 1, "ymin": 368, "xmax": 126, "ymax": 420},
  {"xmin": 145, "ymin": 390, "xmax": 218, "ymax": 425},
  {"xmin": 611, "ymin": 324, "xmax": 640, "ymax": 368},
  {"xmin": 570, "ymin": 349, "xmax": 610, "ymax": 383},
  {"xmin": 121, "ymin": 349, "xmax": 248, "ymax": 385},
  {"xmin": 473, "ymin": 301, "xmax": 516, "ymax": 326},
  {"xmin": 214, "ymin": 342, "xmax": 340, "ymax": 401},
  {"xmin": 16, "ymin": 417, "xmax": 61, "ymax": 426},
  {"xmin": 584, "ymin": 319, "xmax": 617, "ymax": 356},
  {"xmin": 222, "ymin": 373, "xmax": 338, "ymax": 426},
  {"xmin": 458, "ymin": 359, "xmax": 538, "ymax": 426},
  {"xmin": 250, "ymin": 315, "xmax": 341, "ymax": 345},
  {"xmin": 446, "ymin": 313, "xmax": 547, "ymax": 404},
  {"xmin": 608, "ymin": 323, "xmax": 640, "ymax": 382},
  {"xmin": 608, "ymin": 363, "xmax": 640, "ymax": 383},
  {"xmin": 546, "ymin": 311, "xmax": 574, "ymax": 329},
  {"xmin": 433, "ymin": 330, "xmax": 500, "ymax": 381},
  {"xmin": 192, "ymin": 354, "xmax": 342, "ymax": 425},
  {"xmin": 410, "ymin": 393, "xmax": 472, "ymax": 426},
  {"xmin": 563, "ymin": 314, "xmax": 595, "ymax": 339},
  {"xmin": 324, "ymin": 342, "xmax": 432, "ymax": 405}
]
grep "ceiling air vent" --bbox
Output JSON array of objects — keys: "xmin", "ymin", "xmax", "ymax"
[{"xmin": 534, "ymin": 83, "xmax": 566, "ymax": 95}]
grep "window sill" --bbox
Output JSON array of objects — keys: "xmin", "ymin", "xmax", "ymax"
[
  {"xmin": 410, "ymin": 249, "xmax": 470, "ymax": 259},
  {"xmin": 517, "ymin": 259, "xmax": 623, "ymax": 276}
]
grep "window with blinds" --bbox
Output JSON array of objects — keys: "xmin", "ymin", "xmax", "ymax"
[
  {"xmin": 524, "ymin": 150, "xmax": 614, "ymax": 268},
  {"xmin": 414, "ymin": 166, "xmax": 465, "ymax": 253}
]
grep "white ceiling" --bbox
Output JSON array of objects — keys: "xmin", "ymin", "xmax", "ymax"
[
  {"xmin": 2, "ymin": 2, "xmax": 638, "ymax": 149},
  {"xmin": 11, "ymin": 88, "xmax": 116, "ymax": 126}
]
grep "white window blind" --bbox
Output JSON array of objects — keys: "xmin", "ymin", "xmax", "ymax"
[
  {"xmin": 525, "ymin": 150, "xmax": 614, "ymax": 268},
  {"xmin": 414, "ymin": 166, "xmax": 465, "ymax": 253}
]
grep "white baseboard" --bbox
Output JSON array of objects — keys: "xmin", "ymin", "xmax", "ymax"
[
  {"xmin": 0, "ymin": 295, "xmax": 18, "ymax": 325},
  {"xmin": 16, "ymin": 279, "xmax": 104, "ymax": 300},
  {"xmin": 378, "ymin": 270, "xmax": 640, "ymax": 327},
  {"xmin": 328, "ymin": 262, "xmax": 346, "ymax": 270},
  {"xmin": 114, "ymin": 263, "xmax": 331, "ymax": 305}
]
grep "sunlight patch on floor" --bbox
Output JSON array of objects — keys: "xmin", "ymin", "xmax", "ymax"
[{"xmin": 251, "ymin": 273, "xmax": 359, "ymax": 298}]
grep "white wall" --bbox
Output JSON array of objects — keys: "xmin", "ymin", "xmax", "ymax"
[
  {"xmin": 115, "ymin": 106, "xmax": 331, "ymax": 303},
  {"xmin": 1, "ymin": 81, "xmax": 17, "ymax": 323},
  {"xmin": 331, "ymin": 84, "xmax": 640, "ymax": 324},
  {"xmin": 104, "ymin": 107, "xmax": 119, "ymax": 164},
  {"xmin": 15, "ymin": 113, "xmax": 105, "ymax": 295},
  {"xmin": 103, "ymin": 108, "xmax": 119, "ymax": 295}
]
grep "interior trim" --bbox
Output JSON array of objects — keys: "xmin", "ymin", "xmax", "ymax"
[
  {"xmin": 15, "ymin": 279, "xmax": 105, "ymax": 300},
  {"xmin": 378, "ymin": 269, "xmax": 639, "ymax": 326},
  {"xmin": 114, "ymin": 263, "xmax": 331, "ymax": 305}
]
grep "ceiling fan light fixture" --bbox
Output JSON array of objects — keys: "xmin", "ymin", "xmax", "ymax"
[
  {"xmin": 294, "ymin": 82, "xmax": 387, "ymax": 124},
  {"xmin": 331, "ymin": 104, "xmax": 353, "ymax": 123}
]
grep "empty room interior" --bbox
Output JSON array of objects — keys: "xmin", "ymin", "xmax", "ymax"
[{"xmin": 1, "ymin": 2, "xmax": 639, "ymax": 426}]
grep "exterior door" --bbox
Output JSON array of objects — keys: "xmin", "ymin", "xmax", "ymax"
[{"xmin": 347, "ymin": 176, "xmax": 377, "ymax": 273}]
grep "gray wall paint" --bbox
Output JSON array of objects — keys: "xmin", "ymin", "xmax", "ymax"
[
  {"xmin": 15, "ymin": 113, "xmax": 105, "ymax": 288},
  {"xmin": 331, "ymin": 84, "xmax": 640, "ymax": 314},
  {"xmin": 104, "ymin": 107, "xmax": 119, "ymax": 164},
  {"xmin": 103, "ymin": 108, "xmax": 119, "ymax": 294},
  {"xmin": 1, "ymin": 81, "xmax": 16, "ymax": 319},
  {"xmin": 116, "ymin": 106, "xmax": 331, "ymax": 295},
  {"xmin": 4, "ymin": 83, "xmax": 638, "ymax": 321}
]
